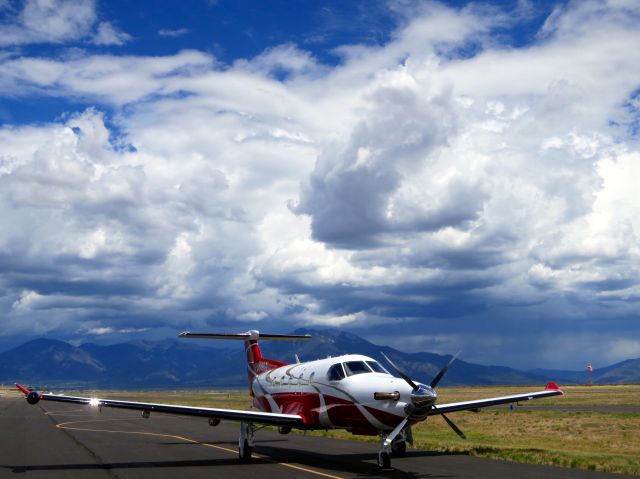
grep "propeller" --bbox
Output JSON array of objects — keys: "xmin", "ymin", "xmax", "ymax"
[
  {"xmin": 381, "ymin": 351, "xmax": 465, "ymax": 444},
  {"xmin": 432, "ymin": 405, "xmax": 466, "ymax": 439},
  {"xmin": 430, "ymin": 351, "xmax": 460, "ymax": 388},
  {"xmin": 381, "ymin": 352, "xmax": 419, "ymax": 391}
]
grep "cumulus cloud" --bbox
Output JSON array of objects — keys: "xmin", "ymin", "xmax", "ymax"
[
  {"xmin": 294, "ymin": 74, "xmax": 465, "ymax": 248},
  {"xmin": 1, "ymin": 0, "xmax": 639, "ymax": 368}
]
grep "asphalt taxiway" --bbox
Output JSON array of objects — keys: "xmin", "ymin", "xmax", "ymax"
[{"xmin": 0, "ymin": 397, "xmax": 633, "ymax": 479}]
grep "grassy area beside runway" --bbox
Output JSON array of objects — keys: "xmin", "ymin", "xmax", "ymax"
[{"xmin": 2, "ymin": 384, "xmax": 639, "ymax": 475}]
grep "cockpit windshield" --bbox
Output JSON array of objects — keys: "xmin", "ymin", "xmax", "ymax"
[
  {"xmin": 328, "ymin": 360, "xmax": 391, "ymax": 380},
  {"xmin": 344, "ymin": 361, "xmax": 371, "ymax": 376},
  {"xmin": 366, "ymin": 361, "xmax": 390, "ymax": 374}
]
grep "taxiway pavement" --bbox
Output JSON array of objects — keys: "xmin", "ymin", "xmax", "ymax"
[{"xmin": 0, "ymin": 397, "xmax": 633, "ymax": 479}]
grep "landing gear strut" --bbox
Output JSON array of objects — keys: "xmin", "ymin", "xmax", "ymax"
[
  {"xmin": 239, "ymin": 421, "xmax": 256, "ymax": 462},
  {"xmin": 378, "ymin": 433, "xmax": 392, "ymax": 469},
  {"xmin": 379, "ymin": 426, "xmax": 412, "ymax": 468}
]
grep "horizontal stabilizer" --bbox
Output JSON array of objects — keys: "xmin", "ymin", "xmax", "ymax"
[{"xmin": 179, "ymin": 330, "xmax": 312, "ymax": 341}]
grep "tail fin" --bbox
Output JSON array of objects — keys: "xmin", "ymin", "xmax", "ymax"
[{"xmin": 179, "ymin": 330, "xmax": 311, "ymax": 394}]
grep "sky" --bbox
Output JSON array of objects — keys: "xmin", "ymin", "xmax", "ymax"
[{"xmin": 1, "ymin": 0, "xmax": 639, "ymax": 370}]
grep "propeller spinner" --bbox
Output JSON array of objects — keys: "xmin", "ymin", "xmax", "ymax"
[{"xmin": 381, "ymin": 351, "xmax": 465, "ymax": 444}]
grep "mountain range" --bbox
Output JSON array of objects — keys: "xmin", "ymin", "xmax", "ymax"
[{"xmin": 1, "ymin": 329, "xmax": 637, "ymax": 388}]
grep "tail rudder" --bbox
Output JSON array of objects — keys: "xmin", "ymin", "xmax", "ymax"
[{"xmin": 244, "ymin": 334, "xmax": 289, "ymax": 394}]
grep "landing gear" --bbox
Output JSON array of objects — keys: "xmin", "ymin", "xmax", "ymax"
[
  {"xmin": 391, "ymin": 426, "xmax": 409, "ymax": 457},
  {"xmin": 239, "ymin": 439, "xmax": 253, "ymax": 462},
  {"xmin": 378, "ymin": 451, "xmax": 391, "ymax": 469},
  {"xmin": 239, "ymin": 421, "xmax": 255, "ymax": 462},
  {"xmin": 378, "ymin": 433, "xmax": 393, "ymax": 470},
  {"xmin": 391, "ymin": 437, "xmax": 406, "ymax": 457},
  {"xmin": 379, "ymin": 426, "xmax": 412, "ymax": 468}
]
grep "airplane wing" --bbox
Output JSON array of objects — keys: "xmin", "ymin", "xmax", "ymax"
[
  {"xmin": 15, "ymin": 383, "xmax": 304, "ymax": 427},
  {"xmin": 430, "ymin": 382, "xmax": 563, "ymax": 415}
]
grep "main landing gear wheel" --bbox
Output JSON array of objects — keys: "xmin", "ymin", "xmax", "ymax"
[
  {"xmin": 391, "ymin": 439, "xmax": 406, "ymax": 457},
  {"xmin": 378, "ymin": 451, "xmax": 391, "ymax": 469},
  {"xmin": 239, "ymin": 439, "xmax": 253, "ymax": 462},
  {"xmin": 238, "ymin": 421, "xmax": 255, "ymax": 463}
]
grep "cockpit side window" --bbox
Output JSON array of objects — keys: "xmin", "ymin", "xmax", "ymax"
[
  {"xmin": 344, "ymin": 361, "xmax": 371, "ymax": 376},
  {"xmin": 366, "ymin": 361, "xmax": 390, "ymax": 374},
  {"xmin": 327, "ymin": 363, "xmax": 346, "ymax": 381}
]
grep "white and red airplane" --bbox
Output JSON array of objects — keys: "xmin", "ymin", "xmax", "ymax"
[{"xmin": 16, "ymin": 330, "xmax": 563, "ymax": 469}]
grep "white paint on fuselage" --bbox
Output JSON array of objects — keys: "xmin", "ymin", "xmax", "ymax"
[{"xmin": 252, "ymin": 354, "xmax": 415, "ymax": 431}]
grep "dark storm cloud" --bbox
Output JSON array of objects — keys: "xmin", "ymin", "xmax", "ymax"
[{"xmin": 9, "ymin": 275, "xmax": 149, "ymax": 297}]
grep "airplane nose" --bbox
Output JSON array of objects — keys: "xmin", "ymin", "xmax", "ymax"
[{"xmin": 410, "ymin": 384, "xmax": 437, "ymax": 405}]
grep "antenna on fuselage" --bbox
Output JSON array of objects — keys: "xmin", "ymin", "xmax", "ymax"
[{"xmin": 295, "ymin": 354, "xmax": 301, "ymax": 364}]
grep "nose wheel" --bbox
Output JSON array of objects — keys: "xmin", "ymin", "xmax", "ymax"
[
  {"xmin": 378, "ymin": 433, "xmax": 394, "ymax": 470},
  {"xmin": 391, "ymin": 437, "xmax": 407, "ymax": 457},
  {"xmin": 378, "ymin": 451, "xmax": 391, "ymax": 469}
]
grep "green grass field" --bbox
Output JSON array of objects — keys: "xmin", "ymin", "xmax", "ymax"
[{"xmin": 3, "ymin": 384, "xmax": 639, "ymax": 475}]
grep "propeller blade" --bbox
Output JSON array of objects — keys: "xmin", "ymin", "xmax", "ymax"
[
  {"xmin": 430, "ymin": 351, "xmax": 460, "ymax": 388},
  {"xmin": 381, "ymin": 352, "xmax": 419, "ymax": 391},
  {"xmin": 433, "ymin": 405, "xmax": 466, "ymax": 439}
]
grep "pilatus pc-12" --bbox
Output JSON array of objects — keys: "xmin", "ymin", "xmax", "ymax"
[{"xmin": 17, "ymin": 330, "xmax": 563, "ymax": 469}]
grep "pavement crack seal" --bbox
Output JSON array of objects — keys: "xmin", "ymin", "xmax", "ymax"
[
  {"xmin": 41, "ymin": 405, "xmax": 123, "ymax": 479},
  {"xmin": 56, "ymin": 418, "xmax": 345, "ymax": 479}
]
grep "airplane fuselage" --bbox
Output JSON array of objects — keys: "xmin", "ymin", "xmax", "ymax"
[{"xmin": 251, "ymin": 354, "xmax": 422, "ymax": 435}]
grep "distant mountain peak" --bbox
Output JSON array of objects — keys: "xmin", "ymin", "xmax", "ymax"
[{"xmin": 1, "ymin": 331, "xmax": 638, "ymax": 388}]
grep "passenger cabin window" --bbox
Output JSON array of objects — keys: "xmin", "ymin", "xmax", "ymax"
[
  {"xmin": 327, "ymin": 363, "xmax": 346, "ymax": 381},
  {"xmin": 366, "ymin": 361, "xmax": 389, "ymax": 374},
  {"xmin": 344, "ymin": 361, "xmax": 371, "ymax": 376}
]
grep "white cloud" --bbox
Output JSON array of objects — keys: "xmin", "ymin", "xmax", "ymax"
[
  {"xmin": 0, "ymin": 0, "xmax": 96, "ymax": 46},
  {"xmin": 92, "ymin": 21, "xmax": 131, "ymax": 46},
  {"xmin": 0, "ymin": 0, "xmax": 639, "ymax": 368},
  {"xmin": 87, "ymin": 326, "xmax": 114, "ymax": 335},
  {"xmin": 158, "ymin": 28, "xmax": 190, "ymax": 38},
  {"xmin": 235, "ymin": 43, "xmax": 322, "ymax": 78},
  {"xmin": 0, "ymin": 50, "xmax": 214, "ymax": 103}
]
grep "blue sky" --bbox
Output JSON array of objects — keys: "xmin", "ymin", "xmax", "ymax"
[{"xmin": 1, "ymin": 0, "xmax": 639, "ymax": 370}]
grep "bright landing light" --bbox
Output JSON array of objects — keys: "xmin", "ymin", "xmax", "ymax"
[{"xmin": 89, "ymin": 398, "xmax": 100, "ymax": 406}]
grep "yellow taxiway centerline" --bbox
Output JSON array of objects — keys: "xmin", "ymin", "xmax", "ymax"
[{"xmin": 56, "ymin": 418, "xmax": 345, "ymax": 479}]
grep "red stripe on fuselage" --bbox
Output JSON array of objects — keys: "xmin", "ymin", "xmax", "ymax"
[
  {"xmin": 323, "ymin": 394, "xmax": 367, "ymax": 428},
  {"xmin": 270, "ymin": 392, "xmax": 319, "ymax": 427},
  {"xmin": 254, "ymin": 392, "xmax": 403, "ymax": 431},
  {"xmin": 253, "ymin": 394, "xmax": 272, "ymax": 413},
  {"xmin": 363, "ymin": 405, "xmax": 404, "ymax": 428}
]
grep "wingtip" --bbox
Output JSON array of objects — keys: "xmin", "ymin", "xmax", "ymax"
[
  {"xmin": 545, "ymin": 382, "xmax": 563, "ymax": 394},
  {"xmin": 15, "ymin": 383, "xmax": 30, "ymax": 396}
]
